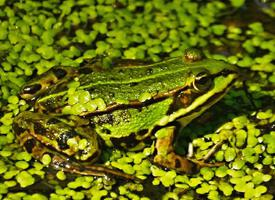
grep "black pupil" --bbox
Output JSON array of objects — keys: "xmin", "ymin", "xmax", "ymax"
[
  {"xmin": 22, "ymin": 84, "xmax": 42, "ymax": 94},
  {"xmin": 196, "ymin": 75, "xmax": 209, "ymax": 85}
]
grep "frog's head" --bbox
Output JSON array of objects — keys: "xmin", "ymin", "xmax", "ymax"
[
  {"xmin": 19, "ymin": 67, "xmax": 72, "ymax": 101},
  {"xmin": 159, "ymin": 49, "xmax": 239, "ymax": 126}
]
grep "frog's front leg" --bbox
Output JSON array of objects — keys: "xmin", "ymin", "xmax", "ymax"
[
  {"xmin": 153, "ymin": 126, "xmax": 222, "ymax": 173},
  {"xmin": 13, "ymin": 111, "xmax": 135, "ymax": 180}
]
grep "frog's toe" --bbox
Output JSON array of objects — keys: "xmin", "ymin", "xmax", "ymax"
[
  {"xmin": 153, "ymin": 153, "xmax": 198, "ymax": 174},
  {"xmin": 189, "ymin": 159, "xmax": 224, "ymax": 169}
]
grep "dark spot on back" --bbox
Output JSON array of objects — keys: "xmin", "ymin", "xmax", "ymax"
[
  {"xmin": 22, "ymin": 84, "xmax": 42, "ymax": 94},
  {"xmin": 33, "ymin": 122, "xmax": 47, "ymax": 135},
  {"xmin": 175, "ymin": 158, "xmax": 181, "ymax": 168},
  {"xmin": 106, "ymin": 114, "xmax": 114, "ymax": 124},
  {"xmin": 52, "ymin": 68, "xmax": 67, "ymax": 79},
  {"xmin": 135, "ymin": 6, "xmax": 144, "ymax": 12},
  {"xmin": 38, "ymin": 96, "xmax": 62, "ymax": 113},
  {"xmin": 24, "ymin": 138, "xmax": 36, "ymax": 153},
  {"xmin": 57, "ymin": 130, "xmax": 76, "ymax": 150},
  {"xmin": 46, "ymin": 118, "xmax": 60, "ymax": 125},
  {"xmin": 111, "ymin": 133, "xmax": 139, "ymax": 148},
  {"xmin": 95, "ymin": 114, "xmax": 114, "ymax": 125},
  {"xmin": 12, "ymin": 123, "xmax": 26, "ymax": 135},
  {"xmin": 79, "ymin": 67, "xmax": 94, "ymax": 74},
  {"xmin": 129, "ymin": 82, "xmax": 138, "ymax": 87}
]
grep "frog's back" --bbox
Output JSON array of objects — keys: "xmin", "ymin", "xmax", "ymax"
[
  {"xmin": 35, "ymin": 57, "xmax": 194, "ymax": 113},
  {"xmin": 78, "ymin": 58, "xmax": 190, "ymax": 102},
  {"xmin": 20, "ymin": 55, "xmax": 236, "ymax": 115},
  {"xmin": 74, "ymin": 57, "xmax": 234, "ymax": 105}
]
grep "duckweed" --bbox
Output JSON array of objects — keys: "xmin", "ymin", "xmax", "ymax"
[
  {"xmin": 262, "ymin": 154, "xmax": 273, "ymax": 165},
  {"xmin": 214, "ymin": 150, "xmax": 224, "ymax": 162},
  {"xmin": 219, "ymin": 181, "xmax": 233, "ymax": 196},
  {"xmin": 16, "ymin": 171, "xmax": 35, "ymax": 188},
  {"xmin": 160, "ymin": 171, "xmax": 177, "ymax": 187},
  {"xmin": 28, "ymin": 194, "xmax": 48, "ymax": 200},
  {"xmin": 254, "ymin": 185, "xmax": 268, "ymax": 197},
  {"xmin": 208, "ymin": 190, "xmax": 220, "ymax": 200},
  {"xmin": 41, "ymin": 154, "xmax": 52, "ymax": 166},
  {"xmin": 232, "ymin": 158, "xmax": 245, "ymax": 170},
  {"xmin": 78, "ymin": 138, "xmax": 88, "ymax": 150},
  {"xmin": 243, "ymin": 183, "xmax": 255, "ymax": 199},
  {"xmin": 0, "ymin": 150, "xmax": 12, "ymax": 157},
  {"xmin": 257, "ymin": 110, "xmax": 273, "ymax": 120},
  {"xmin": 196, "ymin": 182, "xmax": 212, "ymax": 194},
  {"xmin": 162, "ymin": 192, "xmax": 178, "ymax": 200},
  {"xmin": 235, "ymin": 129, "xmax": 247, "ymax": 147},
  {"xmin": 0, "ymin": 184, "xmax": 8, "ymax": 194},
  {"xmin": 0, "ymin": 0, "xmax": 275, "ymax": 199},
  {"xmin": 215, "ymin": 165, "xmax": 228, "ymax": 178},
  {"xmin": 188, "ymin": 177, "xmax": 203, "ymax": 188},
  {"xmin": 151, "ymin": 165, "xmax": 166, "ymax": 177},
  {"xmin": 0, "ymin": 163, "xmax": 8, "ymax": 174},
  {"xmin": 200, "ymin": 167, "xmax": 214, "ymax": 181},
  {"xmin": 15, "ymin": 161, "xmax": 29, "ymax": 169},
  {"xmin": 252, "ymin": 171, "xmax": 271, "ymax": 185},
  {"xmin": 232, "ymin": 116, "xmax": 248, "ymax": 129},
  {"xmin": 4, "ymin": 180, "xmax": 16, "ymax": 188},
  {"xmin": 111, "ymin": 161, "xmax": 135, "ymax": 175},
  {"xmin": 224, "ymin": 147, "xmax": 236, "ymax": 162},
  {"xmin": 4, "ymin": 170, "xmax": 19, "ymax": 180},
  {"xmin": 242, "ymin": 147, "xmax": 259, "ymax": 163},
  {"xmin": 56, "ymin": 171, "xmax": 67, "ymax": 181},
  {"xmin": 15, "ymin": 152, "xmax": 32, "ymax": 162}
]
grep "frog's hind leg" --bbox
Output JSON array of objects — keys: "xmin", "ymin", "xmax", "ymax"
[
  {"xmin": 13, "ymin": 112, "xmax": 136, "ymax": 180},
  {"xmin": 153, "ymin": 126, "xmax": 197, "ymax": 173},
  {"xmin": 16, "ymin": 130, "xmax": 136, "ymax": 180},
  {"xmin": 153, "ymin": 126, "xmax": 222, "ymax": 174}
]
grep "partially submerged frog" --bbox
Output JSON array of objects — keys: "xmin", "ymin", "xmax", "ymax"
[{"xmin": 13, "ymin": 49, "xmax": 238, "ymax": 180}]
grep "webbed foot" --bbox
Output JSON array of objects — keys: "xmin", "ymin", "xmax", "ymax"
[{"xmin": 153, "ymin": 126, "xmax": 223, "ymax": 173}]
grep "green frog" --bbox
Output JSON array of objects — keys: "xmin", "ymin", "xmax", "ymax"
[{"xmin": 13, "ymin": 49, "xmax": 238, "ymax": 180}]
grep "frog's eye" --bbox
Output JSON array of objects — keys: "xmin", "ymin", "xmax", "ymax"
[
  {"xmin": 22, "ymin": 84, "xmax": 42, "ymax": 94},
  {"xmin": 193, "ymin": 71, "xmax": 212, "ymax": 92}
]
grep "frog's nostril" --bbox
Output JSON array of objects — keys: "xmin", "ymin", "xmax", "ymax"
[
  {"xmin": 52, "ymin": 68, "xmax": 67, "ymax": 79},
  {"xmin": 22, "ymin": 84, "xmax": 42, "ymax": 95}
]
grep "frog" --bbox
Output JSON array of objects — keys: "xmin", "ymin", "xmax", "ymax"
[{"xmin": 13, "ymin": 48, "xmax": 238, "ymax": 180}]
